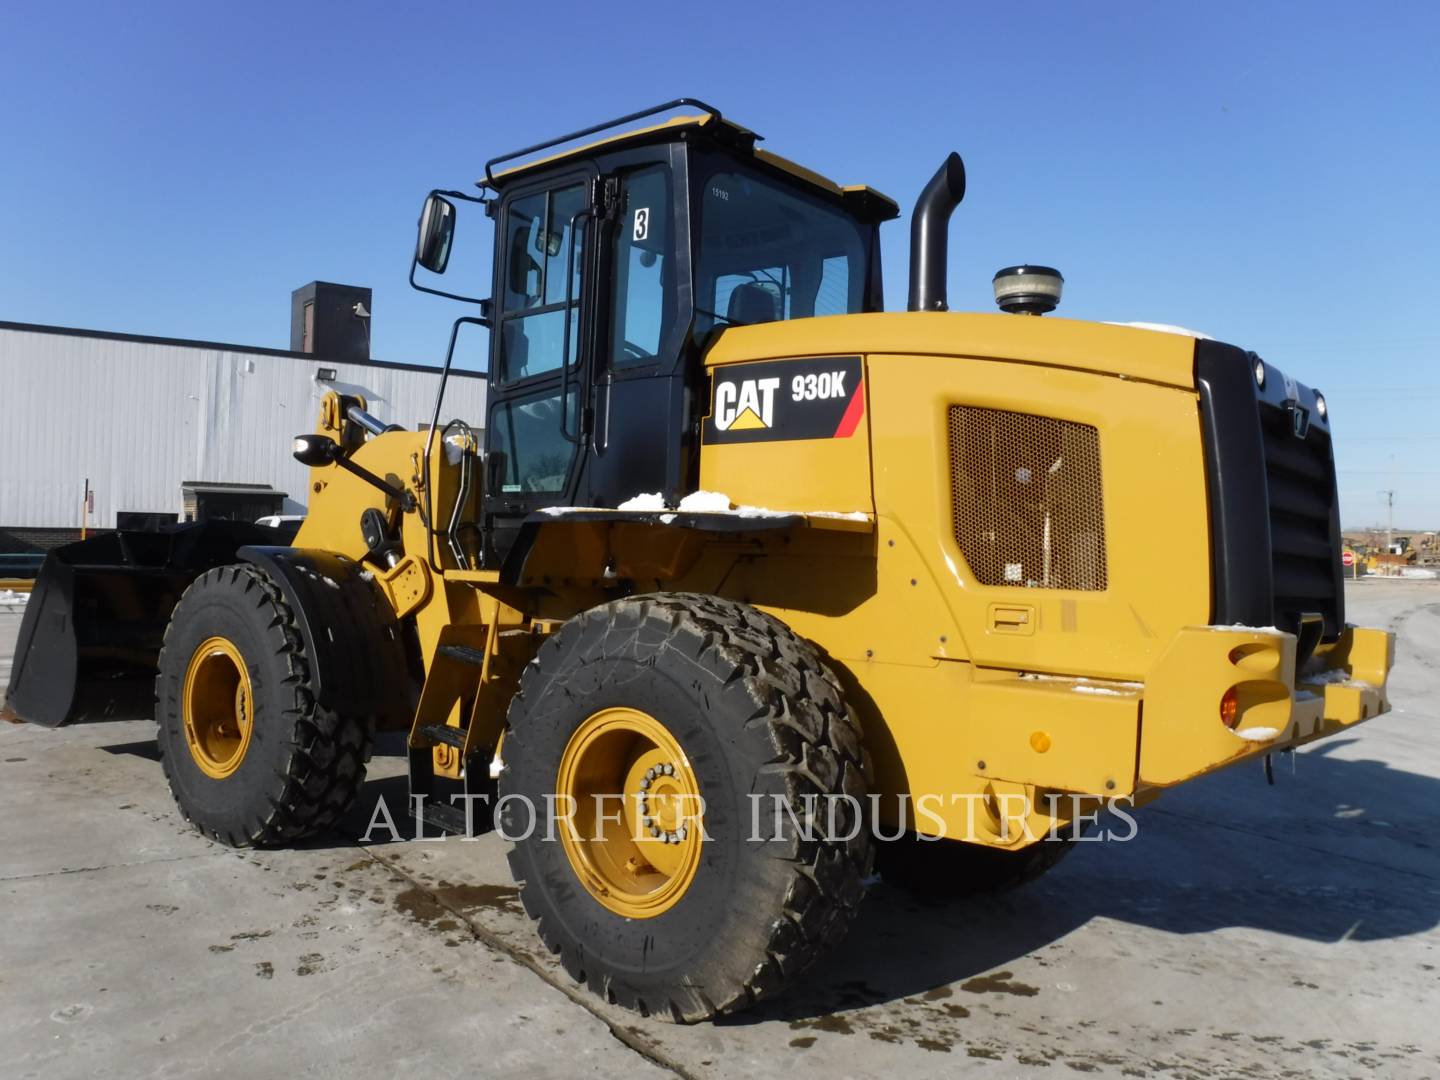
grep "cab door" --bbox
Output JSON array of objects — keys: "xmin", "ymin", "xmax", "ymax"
[
  {"xmin": 584, "ymin": 150, "xmax": 695, "ymax": 508},
  {"xmin": 482, "ymin": 169, "xmax": 595, "ymax": 563}
]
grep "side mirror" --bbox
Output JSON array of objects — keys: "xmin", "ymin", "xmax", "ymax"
[{"xmin": 416, "ymin": 194, "xmax": 456, "ymax": 274}]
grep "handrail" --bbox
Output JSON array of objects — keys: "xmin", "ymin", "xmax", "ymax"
[
  {"xmin": 558, "ymin": 207, "xmax": 593, "ymax": 444},
  {"xmin": 423, "ymin": 316, "xmax": 489, "ymax": 572},
  {"xmin": 483, "ymin": 98, "xmax": 724, "ymax": 186}
]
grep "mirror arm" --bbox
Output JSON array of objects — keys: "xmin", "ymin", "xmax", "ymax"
[
  {"xmin": 408, "ymin": 258, "xmax": 492, "ymax": 312},
  {"xmin": 409, "ymin": 188, "xmax": 492, "ymax": 309}
]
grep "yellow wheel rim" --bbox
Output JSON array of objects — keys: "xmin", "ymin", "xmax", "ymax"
[
  {"xmin": 182, "ymin": 636, "xmax": 254, "ymax": 779},
  {"xmin": 555, "ymin": 707, "xmax": 704, "ymax": 919}
]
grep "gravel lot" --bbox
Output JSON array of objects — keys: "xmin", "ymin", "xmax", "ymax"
[{"xmin": 3, "ymin": 579, "xmax": 1437, "ymax": 1079}]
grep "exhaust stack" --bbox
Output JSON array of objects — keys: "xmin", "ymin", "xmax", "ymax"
[{"xmin": 907, "ymin": 152, "xmax": 967, "ymax": 312}]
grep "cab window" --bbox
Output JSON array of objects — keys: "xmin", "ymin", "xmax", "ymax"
[
  {"xmin": 695, "ymin": 167, "xmax": 870, "ymax": 337},
  {"xmin": 497, "ymin": 182, "xmax": 587, "ymax": 383},
  {"xmin": 610, "ymin": 165, "xmax": 675, "ymax": 366},
  {"xmin": 487, "ymin": 388, "xmax": 579, "ymax": 494}
]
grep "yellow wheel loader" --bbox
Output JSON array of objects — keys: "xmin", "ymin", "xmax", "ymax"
[{"xmin": 6, "ymin": 99, "xmax": 1394, "ymax": 1020}]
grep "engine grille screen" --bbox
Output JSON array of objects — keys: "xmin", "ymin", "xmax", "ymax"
[{"xmin": 948, "ymin": 406, "xmax": 1108, "ymax": 590}]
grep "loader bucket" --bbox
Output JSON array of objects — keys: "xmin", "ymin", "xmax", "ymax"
[{"xmin": 3, "ymin": 520, "xmax": 293, "ymax": 727}]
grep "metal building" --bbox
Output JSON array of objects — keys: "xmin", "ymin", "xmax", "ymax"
[{"xmin": 0, "ymin": 285, "xmax": 485, "ymax": 541}]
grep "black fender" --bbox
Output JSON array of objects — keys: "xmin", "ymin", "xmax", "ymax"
[
  {"xmin": 237, "ymin": 546, "xmax": 415, "ymax": 728},
  {"xmin": 499, "ymin": 508, "xmax": 805, "ymax": 586}
]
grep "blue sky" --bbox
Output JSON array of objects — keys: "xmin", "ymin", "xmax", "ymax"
[{"xmin": 2, "ymin": 2, "xmax": 1437, "ymax": 527}]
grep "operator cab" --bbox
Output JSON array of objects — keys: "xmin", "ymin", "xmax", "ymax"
[{"xmin": 412, "ymin": 100, "xmax": 897, "ymax": 568}]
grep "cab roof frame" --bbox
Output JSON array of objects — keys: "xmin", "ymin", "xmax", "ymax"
[{"xmin": 478, "ymin": 97, "xmax": 899, "ymax": 224}]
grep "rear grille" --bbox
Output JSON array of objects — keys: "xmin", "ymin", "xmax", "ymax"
[
  {"xmin": 948, "ymin": 406, "xmax": 1107, "ymax": 590},
  {"xmin": 1258, "ymin": 403, "xmax": 1342, "ymax": 629},
  {"xmin": 1196, "ymin": 339, "xmax": 1344, "ymax": 644}
]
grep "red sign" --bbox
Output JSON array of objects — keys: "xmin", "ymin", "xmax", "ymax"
[{"xmin": 1342, "ymin": 550, "xmax": 1356, "ymax": 567}]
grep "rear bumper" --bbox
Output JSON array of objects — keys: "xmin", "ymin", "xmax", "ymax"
[
  {"xmin": 1138, "ymin": 623, "xmax": 1394, "ymax": 787},
  {"xmin": 961, "ymin": 622, "xmax": 1392, "ymax": 802}
]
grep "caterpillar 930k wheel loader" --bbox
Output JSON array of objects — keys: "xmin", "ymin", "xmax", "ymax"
[{"xmin": 6, "ymin": 99, "xmax": 1394, "ymax": 1021}]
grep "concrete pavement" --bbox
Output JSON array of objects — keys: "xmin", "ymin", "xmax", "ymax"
[{"xmin": 3, "ymin": 579, "xmax": 1438, "ymax": 1078}]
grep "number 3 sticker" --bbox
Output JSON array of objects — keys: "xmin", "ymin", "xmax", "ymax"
[{"xmin": 633, "ymin": 207, "xmax": 649, "ymax": 242}]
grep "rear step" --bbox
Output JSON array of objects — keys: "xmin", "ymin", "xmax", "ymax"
[{"xmin": 437, "ymin": 643, "xmax": 487, "ymax": 666}]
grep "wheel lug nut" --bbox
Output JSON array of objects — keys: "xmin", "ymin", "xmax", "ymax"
[
  {"xmin": 662, "ymin": 763, "xmax": 674, "ymax": 776},
  {"xmin": 639, "ymin": 777, "xmax": 650, "ymax": 790},
  {"xmin": 649, "ymin": 825, "xmax": 661, "ymax": 838}
]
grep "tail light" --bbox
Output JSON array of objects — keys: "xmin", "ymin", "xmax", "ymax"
[{"xmin": 1220, "ymin": 687, "xmax": 1240, "ymax": 728}]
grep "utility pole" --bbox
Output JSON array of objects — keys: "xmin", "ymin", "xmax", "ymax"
[{"xmin": 1379, "ymin": 488, "xmax": 1395, "ymax": 552}]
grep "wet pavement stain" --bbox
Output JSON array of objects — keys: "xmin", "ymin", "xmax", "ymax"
[
  {"xmin": 960, "ymin": 970, "xmax": 1041, "ymax": 997},
  {"xmin": 296, "ymin": 953, "xmax": 323, "ymax": 976},
  {"xmin": 254, "ymin": 962, "xmax": 273, "ymax": 979},
  {"xmin": 230, "ymin": 930, "xmax": 273, "ymax": 942},
  {"xmin": 789, "ymin": 1014, "xmax": 855, "ymax": 1036},
  {"xmin": 788, "ymin": 1036, "xmax": 816, "ymax": 1049},
  {"xmin": 395, "ymin": 882, "xmax": 522, "ymax": 925}
]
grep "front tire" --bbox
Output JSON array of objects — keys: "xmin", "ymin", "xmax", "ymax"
[
  {"xmin": 500, "ymin": 593, "xmax": 871, "ymax": 1021},
  {"xmin": 155, "ymin": 565, "xmax": 371, "ymax": 847}
]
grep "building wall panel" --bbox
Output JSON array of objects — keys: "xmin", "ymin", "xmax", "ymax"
[{"xmin": 0, "ymin": 327, "xmax": 486, "ymax": 529}]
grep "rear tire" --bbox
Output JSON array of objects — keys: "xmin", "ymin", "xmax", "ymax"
[
  {"xmin": 500, "ymin": 593, "xmax": 872, "ymax": 1021},
  {"xmin": 155, "ymin": 564, "xmax": 371, "ymax": 847}
]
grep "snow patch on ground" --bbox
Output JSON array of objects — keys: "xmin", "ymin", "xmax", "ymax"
[
  {"xmin": 1210, "ymin": 623, "xmax": 1285, "ymax": 635},
  {"xmin": 1236, "ymin": 726, "xmax": 1282, "ymax": 742},
  {"xmin": 1303, "ymin": 668, "xmax": 1356, "ymax": 685},
  {"xmin": 1072, "ymin": 684, "xmax": 1131, "ymax": 696},
  {"xmin": 1300, "ymin": 668, "xmax": 1378, "ymax": 691},
  {"xmin": 0, "ymin": 589, "xmax": 28, "ymax": 605}
]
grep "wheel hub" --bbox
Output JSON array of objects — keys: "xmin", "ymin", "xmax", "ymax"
[
  {"xmin": 555, "ymin": 707, "xmax": 703, "ymax": 918},
  {"xmin": 181, "ymin": 636, "xmax": 254, "ymax": 779}
]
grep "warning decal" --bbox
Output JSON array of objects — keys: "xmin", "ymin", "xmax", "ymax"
[{"xmin": 703, "ymin": 356, "xmax": 865, "ymax": 445}]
